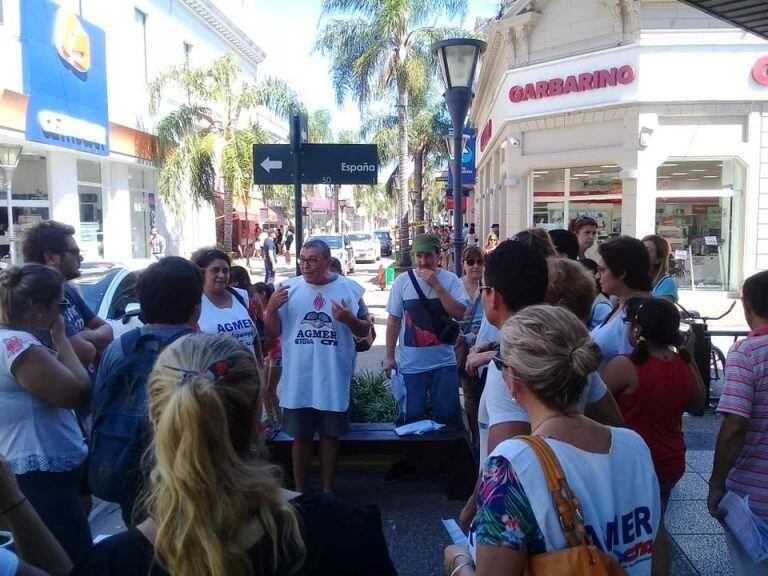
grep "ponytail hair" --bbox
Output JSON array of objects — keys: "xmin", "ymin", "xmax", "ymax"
[
  {"xmin": 144, "ymin": 333, "xmax": 304, "ymax": 576},
  {"xmin": 625, "ymin": 296, "xmax": 684, "ymax": 366},
  {"xmin": 0, "ymin": 265, "xmax": 63, "ymax": 325}
]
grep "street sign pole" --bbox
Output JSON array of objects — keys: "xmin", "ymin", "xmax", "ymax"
[{"xmin": 292, "ymin": 113, "xmax": 304, "ymax": 276}]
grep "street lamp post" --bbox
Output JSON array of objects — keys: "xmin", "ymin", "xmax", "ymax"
[
  {"xmin": 432, "ymin": 38, "xmax": 485, "ymax": 277},
  {"xmin": 0, "ymin": 145, "xmax": 23, "ymax": 265}
]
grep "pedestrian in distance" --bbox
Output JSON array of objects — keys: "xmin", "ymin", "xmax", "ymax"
[
  {"xmin": 75, "ymin": 333, "xmax": 398, "ymax": 576},
  {"xmin": 263, "ymin": 230, "xmax": 278, "ymax": 284},
  {"xmin": 0, "ymin": 264, "xmax": 92, "ymax": 563},
  {"xmin": 89, "ymin": 257, "xmax": 201, "ymax": 526},
  {"xmin": 709, "ymin": 270, "xmax": 768, "ymax": 575},
  {"xmin": 483, "ymin": 233, "xmax": 498, "ymax": 254},
  {"xmin": 601, "ymin": 295, "xmax": 705, "ymax": 576},
  {"xmin": 491, "ymin": 223, "xmax": 500, "ymax": 239},
  {"xmin": 190, "ymin": 248, "xmax": 261, "ymax": 361},
  {"xmin": 446, "ymin": 305, "xmax": 660, "ymax": 576},
  {"xmin": 384, "ymin": 233, "xmax": 468, "ymax": 428},
  {"xmin": 264, "ymin": 239, "xmax": 371, "ymax": 494},
  {"xmin": 466, "ymin": 223, "xmax": 479, "ymax": 247},
  {"xmin": 147, "ymin": 227, "xmax": 166, "ymax": 260},
  {"xmin": 568, "ymin": 215, "xmax": 599, "ymax": 260},
  {"xmin": 0, "ymin": 454, "xmax": 73, "ymax": 576}
]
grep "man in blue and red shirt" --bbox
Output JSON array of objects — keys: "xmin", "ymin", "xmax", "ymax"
[{"xmin": 709, "ymin": 270, "xmax": 768, "ymax": 575}]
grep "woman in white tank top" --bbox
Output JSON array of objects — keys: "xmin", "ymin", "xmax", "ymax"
[{"xmin": 444, "ymin": 305, "xmax": 660, "ymax": 576}]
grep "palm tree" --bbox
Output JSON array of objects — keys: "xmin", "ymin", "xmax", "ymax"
[
  {"xmin": 316, "ymin": 0, "xmax": 468, "ymax": 266},
  {"xmin": 148, "ymin": 53, "xmax": 302, "ymax": 251}
]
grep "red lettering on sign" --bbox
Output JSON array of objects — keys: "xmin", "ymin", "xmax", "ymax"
[
  {"xmin": 480, "ymin": 119, "xmax": 493, "ymax": 152},
  {"xmin": 507, "ymin": 64, "xmax": 636, "ymax": 104},
  {"xmin": 753, "ymin": 56, "xmax": 768, "ymax": 86}
]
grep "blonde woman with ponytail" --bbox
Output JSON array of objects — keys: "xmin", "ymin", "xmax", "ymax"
[
  {"xmin": 76, "ymin": 333, "xmax": 397, "ymax": 576},
  {"xmin": 445, "ymin": 305, "xmax": 660, "ymax": 576}
]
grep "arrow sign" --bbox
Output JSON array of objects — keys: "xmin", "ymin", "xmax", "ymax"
[
  {"xmin": 252, "ymin": 144, "xmax": 293, "ymax": 184},
  {"xmin": 260, "ymin": 157, "xmax": 283, "ymax": 172}
]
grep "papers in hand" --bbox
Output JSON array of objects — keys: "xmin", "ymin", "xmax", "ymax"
[
  {"xmin": 393, "ymin": 419, "xmax": 445, "ymax": 436},
  {"xmin": 720, "ymin": 491, "xmax": 768, "ymax": 563},
  {"xmin": 442, "ymin": 518, "xmax": 469, "ymax": 547}
]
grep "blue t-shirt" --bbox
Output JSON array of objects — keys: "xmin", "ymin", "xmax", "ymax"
[
  {"xmin": 95, "ymin": 326, "xmax": 194, "ymax": 388},
  {"xmin": 386, "ymin": 269, "xmax": 469, "ymax": 374},
  {"xmin": 0, "ymin": 548, "xmax": 18, "ymax": 576},
  {"xmin": 590, "ymin": 308, "xmax": 633, "ymax": 366},
  {"xmin": 652, "ymin": 275, "xmax": 678, "ymax": 303},
  {"xmin": 63, "ymin": 284, "xmax": 96, "ymax": 337},
  {"xmin": 589, "ymin": 294, "xmax": 614, "ymax": 331}
]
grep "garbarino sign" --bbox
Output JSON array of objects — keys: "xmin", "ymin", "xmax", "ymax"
[
  {"xmin": 509, "ymin": 65, "xmax": 635, "ymax": 103},
  {"xmin": 21, "ymin": 0, "xmax": 109, "ymax": 155}
]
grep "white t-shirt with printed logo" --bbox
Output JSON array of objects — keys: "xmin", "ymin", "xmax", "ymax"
[
  {"xmin": 278, "ymin": 275, "xmax": 365, "ymax": 412},
  {"xmin": 197, "ymin": 288, "xmax": 256, "ymax": 353}
]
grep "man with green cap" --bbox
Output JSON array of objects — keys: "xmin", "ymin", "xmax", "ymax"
[{"xmin": 385, "ymin": 233, "xmax": 469, "ymax": 427}]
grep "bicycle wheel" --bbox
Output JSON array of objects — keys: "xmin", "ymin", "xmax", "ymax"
[{"xmin": 709, "ymin": 345, "xmax": 727, "ymax": 404}]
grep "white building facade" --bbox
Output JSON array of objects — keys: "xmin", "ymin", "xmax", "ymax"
[
  {"xmin": 470, "ymin": 0, "xmax": 768, "ymax": 293},
  {"xmin": 0, "ymin": 0, "xmax": 266, "ymax": 261}
]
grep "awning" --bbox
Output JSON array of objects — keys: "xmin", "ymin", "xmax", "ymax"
[{"xmin": 678, "ymin": 0, "xmax": 768, "ymax": 40}]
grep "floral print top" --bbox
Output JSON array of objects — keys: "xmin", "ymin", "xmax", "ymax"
[{"xmin": 469, "ymin": 455, "xmax": 547, "ymax": 555}]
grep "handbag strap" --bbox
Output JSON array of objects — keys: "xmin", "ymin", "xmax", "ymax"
[
  {"xmin": 407, "ymin": 270, "xmax": 430, "ymax": 304},
  {"xmin": 518, "ymin": 435, "xmax": 591, "ymax": 549}
]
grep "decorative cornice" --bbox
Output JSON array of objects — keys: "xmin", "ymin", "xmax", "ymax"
[{"xmin": 180, "ymin": 0, "xmax": 266, "ymax": 69}]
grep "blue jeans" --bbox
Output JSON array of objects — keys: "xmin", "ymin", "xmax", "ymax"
[{"xmin": 398, "ymin": 365, "xmax": 462, "ymax": 428}]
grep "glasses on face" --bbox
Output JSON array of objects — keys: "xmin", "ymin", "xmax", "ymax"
[
  {"xmin": 464, "ymin": 259, "xmax": 484, "ymax": 266},
  {"xmin": 596, "ymin": 265, "xmax": 609, "ymax": 275},
  {"xmin": 299, "ymin": 256, "xmax": 325, "ymax": 267},
  {"xmin": 57, "ymin": 299, "xmax": 71, "ymax": 312},
  {"xmin": 492, "ymin": 354, "xmax": 510, "ymax": 372},
  {"xmin": 61, "ymin": 248, "xmax": 80, "ymax": 257}
]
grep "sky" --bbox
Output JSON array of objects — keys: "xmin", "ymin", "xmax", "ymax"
[{"xmin": 250, "ymin": 0, "xmax": 501, "ymax": 135}]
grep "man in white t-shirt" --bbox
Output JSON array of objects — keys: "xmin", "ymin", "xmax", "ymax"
[
  {"xmin": 265, "ymin": 239, "xmax": 371, "ymax": 493},
  {"xmin": 385, "ymin": 234, "xmax": 469, "ymax": 427}
]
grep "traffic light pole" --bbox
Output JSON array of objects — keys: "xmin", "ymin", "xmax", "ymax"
[{"xmin": 292, "ymin": 114, "xmax": 303, "ymax": 276}]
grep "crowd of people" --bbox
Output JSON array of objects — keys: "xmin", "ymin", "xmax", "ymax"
[{"xmin": 0, "ymin": 216, "xmax": 766, "ymax": 576}]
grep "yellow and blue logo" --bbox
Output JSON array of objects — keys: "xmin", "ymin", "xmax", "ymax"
[{"xmin": 54, "ymin": 9, "xmax": 91, "ymax": 73}]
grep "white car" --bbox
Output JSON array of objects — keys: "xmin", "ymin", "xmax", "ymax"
[
  {"xmin": 306, "ymin": 234, "xmax": 356, "ymax": 275},
  {"xmin": 348, "ymin": 232, "xmax": 381, "ymax": 263},
  {"xmin": 70, "ymin": 261, "xmax": 150, "ymax": 339}
]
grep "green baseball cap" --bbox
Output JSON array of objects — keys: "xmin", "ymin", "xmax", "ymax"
[{"xmin": 413, "ymin": 233, "xmax": 441, "ymax": 254}]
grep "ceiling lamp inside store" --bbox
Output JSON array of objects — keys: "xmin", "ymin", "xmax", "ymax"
[{"xmin": 678, "ymin": 0, "xmax": 768, "ymax": 40}]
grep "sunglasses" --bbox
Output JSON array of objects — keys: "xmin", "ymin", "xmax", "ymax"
[
  {"xmin": 492, "ymin": 354, "xmax": 510, "ymax": 372},
  {"xmin": 464, "ymin": 259, "xmax": 483, "ymax": 266}
]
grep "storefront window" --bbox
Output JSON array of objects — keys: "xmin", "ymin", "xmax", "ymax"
[
  {"xmin": 655, "ymin": 159, "xmax": 743, "ymax": 291},
  {"xmin": 9, "ymin": 156, "xmax": 48, "ymax": 200},
  {"xmin": 129, "ymin": 166, "xmax": 153, "ymax": 259},
  {"xmin": 77, "ymin": 159, "xmax": 104, "ymax": 259},
  {"xmin": 532, "ymin": 165, "xmax": 622, "ymax": 239}
]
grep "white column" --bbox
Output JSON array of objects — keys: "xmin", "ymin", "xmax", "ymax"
[
  {"xmin": 103, "ymin": 163, "xmax": 132, "ymax": 261},
  {"xmin": 47, "ymin": 152, "xmax": 80, "ymax": 235}
]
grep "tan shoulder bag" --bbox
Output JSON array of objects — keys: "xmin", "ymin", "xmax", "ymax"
[{"xmin": 517, "ymin": 435, "xmax": 628, "ymax": 576}]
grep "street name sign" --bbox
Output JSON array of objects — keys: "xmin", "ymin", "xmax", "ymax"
[
  {"xmin": 252, "ymin": 144, "xmax": 293, "ymax": 185},
  {"xmin": 301, "ymin": 144, "xmax": 378, "ymax": 185}
]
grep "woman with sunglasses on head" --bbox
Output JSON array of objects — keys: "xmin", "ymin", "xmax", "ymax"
[
  {"xmin": 457, "ymin": 247, "xmax": 487, "ymax": 447},
  {"xmin": 602, "ymin": 296, "xmax": 705, "ymax": 576},
  {"xmin": 0, "ymin": 265, "xmax": 93, "ymax": 563},
  {"xmin": 75, "ymin": 333, "xmax": 397, "ymax": 576},
  {"xmin": 445, "ymin": 305, "xmax": 659, "ymax": 576},
  {"xmin": 483, "ymin": 233, "xmax": 498, "ymax": 255},
  {"xmin": 191, "ymin": 248, "xmax": 259, "ymax": 360}
]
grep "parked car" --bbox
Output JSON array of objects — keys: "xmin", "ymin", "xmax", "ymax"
[
  {"xmin": 306, "ymin": 234, "xmax": 356, "ymax": 275},
  {"xmin": 348, "ymin": 232, "xmax": 381, "ymax": 263},
  {"xmin": 70, "ymin": 262, "xmax": 148, "ymax": 339},
  {"xmin": 374, "ymin": 230, "xmax": 393, "ymax": 257}
]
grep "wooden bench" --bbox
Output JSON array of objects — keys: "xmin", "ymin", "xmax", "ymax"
[{"xmin": 267, "ymin": 422, "xmax": 476, "ymax": 500}]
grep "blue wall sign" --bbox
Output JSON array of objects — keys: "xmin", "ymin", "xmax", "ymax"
[
  {"xmin": 21, "ymin": 0, "xmax": 109, "ymax": 156},
  {"xmin": 447, "ymin": 128, "xmax": 476, "ymax": 186}
]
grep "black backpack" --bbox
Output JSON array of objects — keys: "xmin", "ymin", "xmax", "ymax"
[{"xmin": 89, "ymin": 327, "xmax": 193, "ymax": 504}]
